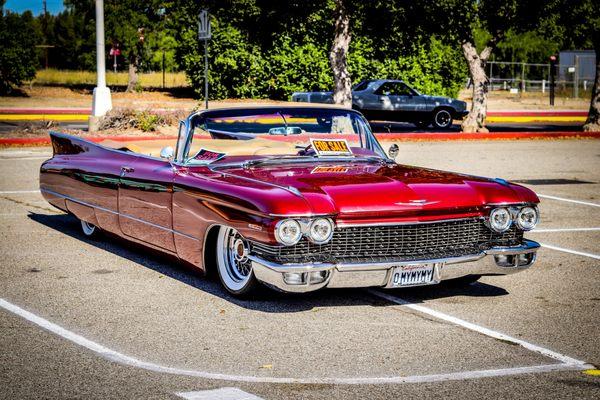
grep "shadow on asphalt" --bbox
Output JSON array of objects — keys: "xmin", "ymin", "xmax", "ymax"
[{"xmin": 28, "ymin": 212, "xmax": 509, "ymax": 312}]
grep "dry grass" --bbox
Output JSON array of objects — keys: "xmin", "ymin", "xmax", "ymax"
[{"xmin": 30, "ymin": 69, "xmax": 189, "ymax": 88}]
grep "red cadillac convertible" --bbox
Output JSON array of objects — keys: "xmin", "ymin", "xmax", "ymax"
[{"xmin": 40, "ymin": 106, "xmax": 540, "ymax": 296}]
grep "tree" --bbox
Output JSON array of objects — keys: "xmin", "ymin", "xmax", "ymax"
[
  {"xmin": 66, "ymin": 0, "xmax": 170, "ymax": 91},
  {"xmin": 426, "ymin": 1, "xmax": 542, "ymax": 132},
  {"xmin": 330, "ymin": 0, "xmax": 351, "ymax": 107},
  {"xmin": 0, "ymin": 3, "xmax": 39, "ymax": 94}
]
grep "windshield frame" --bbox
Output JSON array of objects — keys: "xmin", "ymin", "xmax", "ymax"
[{"xmin": 175, "ymin": 106, "xmax": 389, "ymax": 165}]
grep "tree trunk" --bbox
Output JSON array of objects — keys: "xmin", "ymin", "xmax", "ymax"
[
  {"xmin": 126, "ymin": 59, "xmax": 138, "ymax": 93},
  {"xmin": 329, "ymin": 0, "xmax": 352, "ymax": 107},
  {"xmin": 583, "ymin": 49, "xmax": 600, "ymax": 131},
  {"xmin": 461, "ymin": 42, "xmax": 493, "ymax": 133},
  {"xmin": 126, "ymin": 34, "xmax": 143, "ymax": 93}
]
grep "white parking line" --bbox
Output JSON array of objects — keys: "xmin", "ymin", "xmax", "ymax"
[
  {"xmin": 539, "ymin": 243, "xmax": 600, "ymax": 260},
  {"xmin": 530, "ymin": 227, "xmax": 600, "ymax": 233},
  {"xmin": 0, "ymin": 297, "xmax": 593, "ymax": 385},
  {"xmin": 0, "ymin": 157, "xmax": 50, "ymax": 161},
  {"xmin": 538, "ymin": 194, "xmax": 600, "ymax": 208},
  {"xmin": 176, "ymin": 388, "xmax": 264, "ymax": 400},
  {"xmin": 0, "ymin": 190, "xmax": 40, "ymax": 194},
  {"xmin": 366, "ymin": 290, "xmax": 587, "ymax": 366}
]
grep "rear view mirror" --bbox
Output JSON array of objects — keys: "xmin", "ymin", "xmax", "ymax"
[
  {"xmin": 160, "ymin": 146, "xmax": 174, "ymax": 160},
  {"xmin": 388, "ymin": 143, "xmax": 399, "ymax": 159}
]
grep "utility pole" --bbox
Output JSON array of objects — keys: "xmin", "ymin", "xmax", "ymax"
[
  {"xmin": 42, "ymin": 0, "xmax": 48, "ymax": 68},
  {"xmin": 90, "ymin": 0, "xmax": 112, "ymax": 130}
]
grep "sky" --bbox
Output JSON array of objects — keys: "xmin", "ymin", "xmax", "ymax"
[{"xmin": 4, "ymin": 0, "xmax": 65, "ymax": 15}]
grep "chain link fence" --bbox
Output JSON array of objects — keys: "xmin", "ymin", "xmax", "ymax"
[{"xmin": 487, "ymin": 55, "xmax": 595, "ymax": 98}]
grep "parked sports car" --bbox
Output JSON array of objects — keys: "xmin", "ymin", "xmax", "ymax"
[
  {"xmin": 291, "ymin": 79, "xmax": 469, "ymax": 129},
  {"xmin": 40, "ymin": 106, "xmax": 539, "ymax": 297}
]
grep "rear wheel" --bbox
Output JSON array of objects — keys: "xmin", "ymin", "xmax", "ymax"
[
  {"xmin": 216, "ymin": 226, "xmax": 258, "ymax": 296},
  {"xmin": 80, "ymin": 220, "xmax": 98, "ymax": 237},
  {"xmin": 432, "ymin": 109, "xmax": 453, "ymax": 129}
]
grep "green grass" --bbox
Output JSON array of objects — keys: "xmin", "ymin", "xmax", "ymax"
[{"xmin": 31, "ymin": 69, "xmax": 190, "ymax": 88}]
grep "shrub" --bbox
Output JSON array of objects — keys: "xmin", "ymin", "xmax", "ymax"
[{"xmin": 135, "ymin": 112, "xmax": 161, "ymax": 132}]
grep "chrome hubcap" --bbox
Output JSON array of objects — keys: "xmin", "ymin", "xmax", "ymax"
[
  {"xmin": 224, "ymin": 228, "xmax": 251, "ymax": 282},
  {"xmin": 435, "ymin": 110, "xmax": 451, "ymax": 127}
]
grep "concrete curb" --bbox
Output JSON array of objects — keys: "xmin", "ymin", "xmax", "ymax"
[
  {"xmin": 1, "ymin": 131, "xmax": 598, "ymax": 147},
  {"xmin": 0, "ymin": 107, "xmax": 588, "ymax": 116}
]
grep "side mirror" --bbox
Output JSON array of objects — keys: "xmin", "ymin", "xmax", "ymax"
[
  {"xmin": 160, "ymin": 146, "xmax": 174, "ymax": 160},
  {"xmin": 388, "ymin": 143, "xmax": 399, "ymax": 159}
]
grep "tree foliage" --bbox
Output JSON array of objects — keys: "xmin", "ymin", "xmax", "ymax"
[{"xmin": 0, "ymin": 1, "xmax": 40, "ymax": 94}]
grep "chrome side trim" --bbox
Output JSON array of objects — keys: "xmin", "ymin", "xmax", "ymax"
[
  {"xmin": 40, "ymin": 188, "xmax": 200, "ymax": 241},
  {"xmin": 209, "ymin": 169, "xmax": 307, "ymax": 199}
]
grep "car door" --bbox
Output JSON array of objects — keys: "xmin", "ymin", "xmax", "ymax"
[
  {"xmin": 371, "ymin": 82, "xmax": 412, "ymax": 120},
  {"xmin": 118, "ymin": 156, "xmax": 176, "ymax": 252}
]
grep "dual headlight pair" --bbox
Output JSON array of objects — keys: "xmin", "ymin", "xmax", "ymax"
[
  {"xmin": 489, "ymin": 206, "xmax": 539, "ymax": 233},
  {"xmin": 275, "ymin": 218, "xmax": 334, "ymax": 246}
]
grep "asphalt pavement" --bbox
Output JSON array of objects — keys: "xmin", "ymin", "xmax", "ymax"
[{"xmin": 0, "ymin": 140, "xmax": 599, "ymax": 399}]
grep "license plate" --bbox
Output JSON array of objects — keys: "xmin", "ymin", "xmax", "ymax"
[{"xmin": 390, "ymin": 263, "xmax": 436, "ymax": 287}]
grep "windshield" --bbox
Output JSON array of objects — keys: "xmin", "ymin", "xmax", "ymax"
[{"xmin": 181, "ymin": 107, "xmax": 387, "ymax": 165}]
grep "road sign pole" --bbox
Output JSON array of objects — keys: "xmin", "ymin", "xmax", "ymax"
[
  {"xmin": 204, "ymin": 39, "xmax": 209, "ymax": 109},
  {"xmin": 198, "ymin": 10, "xmax": 211, "ymax": 110},
  {"xmin": 549, "ymin": 55, "xmax": 556, "ymax": 106}
]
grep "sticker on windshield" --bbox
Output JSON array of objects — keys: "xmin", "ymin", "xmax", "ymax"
[
  {"xmin": 311, "ymin": 166, "xmax": 349, "ymax": 174},
  {"xmin": 310, "ymin": 138, "xmax": 353, "ymax": 157},
  {"xmin": 190, "ymin": 148, "xmax": 226, "ymax": 164}
]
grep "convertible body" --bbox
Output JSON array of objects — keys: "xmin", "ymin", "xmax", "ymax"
[{"xmin": 40, "ymin": 106, "xmax": 540, "ymax": 296}]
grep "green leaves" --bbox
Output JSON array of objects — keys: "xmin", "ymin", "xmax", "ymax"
[{"xmin": 0, "ymin": 8, "xmax": 39, "ymax": 93}]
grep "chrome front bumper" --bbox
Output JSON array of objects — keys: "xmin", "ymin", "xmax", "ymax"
[{"xmin": 250, "ymin": 240, "xmax": 540, "ymax": 293}]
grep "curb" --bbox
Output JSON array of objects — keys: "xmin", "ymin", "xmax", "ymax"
[{"xmin": 1, "ymin": 131, "xmax": 598, "ymax": 147}]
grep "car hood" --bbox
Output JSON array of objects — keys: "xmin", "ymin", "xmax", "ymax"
[{"xmin": 210, "ymin": 161, "xmax": 538, "ymax": 221}]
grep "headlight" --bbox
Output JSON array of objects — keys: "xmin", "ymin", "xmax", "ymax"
[
  {"xmin": 516, "ymin": 206, "xmax": 539, "ymax": 230},
  {"xmin": 308, "ymin": 218, "xmax": 334, "ymax": 244},
  {"xmin": 489, "ymin": 208, "xmax": 512, "ymax": 232},
  {"xmin": 275, "ymin": 219, "xmax": 302, "ymax": 246}
]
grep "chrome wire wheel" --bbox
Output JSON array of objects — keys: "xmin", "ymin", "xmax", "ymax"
[
  {"xmin": 80, "ymin": 220, "xmax": 97, "ymax": 237},
  {"xmin": 433, "ymin": 109, "xmax": 452, "ymax": 129},
  {"xmin": 216, "ymin": 226, "xmax": 257, "ymax": 295}
]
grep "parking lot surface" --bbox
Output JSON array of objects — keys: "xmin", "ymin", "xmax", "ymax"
[{"xmin": 1, "ymin": 140, "xmax": 599, "ymax": 399}]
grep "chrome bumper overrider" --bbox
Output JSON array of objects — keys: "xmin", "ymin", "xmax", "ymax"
[{"xmin": 249, "ymin": 240, "xmax": 540, "ymax": 293}]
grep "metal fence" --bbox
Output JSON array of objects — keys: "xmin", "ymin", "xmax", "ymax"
[{"xmin": 487, "ymin": 56, "xmax": 595, "ymax": 98}]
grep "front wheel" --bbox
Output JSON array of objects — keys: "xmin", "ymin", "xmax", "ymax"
[
  {"xmin": 432, "ymin": 109, "xmax": 453, "ymax": 129},
  {"xmin": 216, "ymin": 226, "xmax": 259, "ymax": 296}
]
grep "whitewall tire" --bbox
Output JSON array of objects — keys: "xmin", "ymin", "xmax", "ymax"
[{"xmin": 216, "ymin": 226, "xmax": 258, "ymax": 296}]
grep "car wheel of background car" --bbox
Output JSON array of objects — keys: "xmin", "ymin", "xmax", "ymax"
[
  {"xmin": 443, "ymin": 275, "xmax": 481, "ymax": 287},
  {"xmin": 414, "ymin": 120, "xmax": 431, "ymax": 129},
  {"xmin": 80, "ymin": 220, "xmax": 98, "ymax": 237},
  {"xmin": 216, "ymin": 226, "xmax": 258, "ymax": 296},
  {"xmin": 432, "ymin": 109, "xmax": 453, "ymax": 129}
]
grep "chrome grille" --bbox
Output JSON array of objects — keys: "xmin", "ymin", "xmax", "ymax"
[{"xmin": 251, "ymin": 218, "xmax": 523, "ymax": 264}]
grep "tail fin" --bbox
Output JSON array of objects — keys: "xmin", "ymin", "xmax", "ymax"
[{"xmin": 49, "ymin": 131, "xmax": 91, "ymax": 156}]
